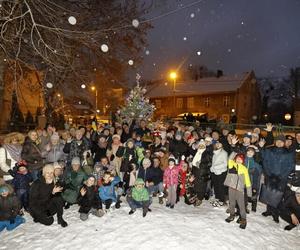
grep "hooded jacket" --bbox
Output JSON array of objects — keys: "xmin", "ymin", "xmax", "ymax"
[
  {"xmin": 131, "ymin": 178, "xmax": 150, "ymax": 202},
  {"xmin": 0, "ymin": 184, "xmax": 20, "ymax": 221}
]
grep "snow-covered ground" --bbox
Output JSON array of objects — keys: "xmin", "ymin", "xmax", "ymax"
[{"xmin": 1, "ymin": 198, "xmax": 299, "ymax": 250}]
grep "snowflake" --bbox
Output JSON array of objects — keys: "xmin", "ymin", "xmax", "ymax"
[
  {"xmin": 197, "ymin": 51, "xmax": 202, "ymax": 56},
  {"xmin": 128, "ymin": 60, "xmax": 134, "ymax": 65},
  {"xmin": 101, "ymin": 44, "xmax": 109, "ymax": 53},
  {"xmin": 132, "ymin": 19, "xmax": 139, "ymax": 28},
  {"xmin": 183, "ymin": 37, "xmax": 187, "ymax": 41},
  {"xmin": 190, "ymin": 13, "xmax": 195, "ymax": 18}
]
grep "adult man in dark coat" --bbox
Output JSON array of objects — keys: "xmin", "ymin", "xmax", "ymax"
[{"xmin": 259, "ymin": 134, "xmax": 295, "ymax": 222}]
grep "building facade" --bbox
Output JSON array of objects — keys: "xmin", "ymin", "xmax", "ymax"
[{"xmin": 147, "ymin": 71, "xmax": 260, "ymax": 124}]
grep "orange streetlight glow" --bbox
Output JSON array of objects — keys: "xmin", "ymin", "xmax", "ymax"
[{"xmin": 169, "ymin": 71, "xmax": 177, "ymax": 80}]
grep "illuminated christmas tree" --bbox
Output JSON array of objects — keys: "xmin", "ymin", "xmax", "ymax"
[{"xmin": 117, "ymin": 74, "xmax": 156, "ymax": 123}]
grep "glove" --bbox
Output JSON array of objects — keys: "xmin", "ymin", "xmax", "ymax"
[
  {"xmin": 8, "ymin": 169, "xmax": 14, "ymax": 177},
  {"xmin": 9, "ymin": 218, "xmax": 15, "ymax": 224}
]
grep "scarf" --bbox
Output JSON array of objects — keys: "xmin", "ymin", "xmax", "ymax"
[
  {"xmin": 3, "ymin": 144, "xmax": 22, "ymax": 162},
  {"xmin": 192, "ymin": 148, "xmax": 205, "ymax": 168}
]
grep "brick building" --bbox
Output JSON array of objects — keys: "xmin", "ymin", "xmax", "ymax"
[{"xmin": 147, "ymin": 71, "xmax": 260, "ymax": 124}]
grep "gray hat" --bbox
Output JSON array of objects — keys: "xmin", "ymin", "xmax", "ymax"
[
  {"xmin": 71, "ymin": 157, "xmax": 81, "ymax": 165},
  {"xmin": 275, "ymin": 134, "xmax": 286, "ymax": 142}
]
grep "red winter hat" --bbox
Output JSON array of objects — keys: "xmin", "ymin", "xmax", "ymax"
[{"xmin": 234, "ymin": 153, "xmax": 245, "ymax": 164}]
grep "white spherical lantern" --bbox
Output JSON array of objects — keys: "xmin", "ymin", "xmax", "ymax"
[
  {"xmin": 285, "ymin": 113, "xmax": 292, "ymax": 121},
  {"xmin": 128, "ymin": 60, "xmax": 134, "ymax": 65},
  {"xmin": 46, "ymin": 82, "xmax": 53, "ymax": 89},
  {"xmin": 68, "ymin": 16, "xmax": 77, "ymax": 25},
  {"xmin": 101, "ymin": 44, "xmax": 109, "ymax": 53},
  {"xmin": 132, "ymin": 19, "xmax": 139, "ymax": 28}
]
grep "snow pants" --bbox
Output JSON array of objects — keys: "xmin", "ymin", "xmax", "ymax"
[
  {"xmin": 127, "ymin": 197, "xmax": 151, "ymax": 210},
  {"xmin": 0, "ymin": 216, "xmax": 25, "ymax": 232},
  {"xmin": 30, "ymin": 196, "xmax": 64, "ymax": 226},
  {"xmin": 211, "ymin": 172, "xmax": 227, "ymax": 202},
  {"xmin": 167, "ymin": 185, "xmax": 177, "ymax": 206},
  {"xmin": 228, "ymin": 187, "xmax": 246, "ymax": 219}
]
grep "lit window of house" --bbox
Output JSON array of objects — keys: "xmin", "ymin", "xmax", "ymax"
[
  {"xmin": 223, "ymin": 96, "xmax": 230, "ymax": 107},
  {"xmin": 155, "ymin": 99, "xmax": 161, "ymax": 109},
  {"xmin": 187, "ymin": 97, "xmax": 194, "ymax": 108},
  {"xmin": 204, "ymin": 97, "xmax": 210, "ymax": 107},
  {"xmin": 176, "ymin": 98, "xmax": 183, "ymax": 108}
]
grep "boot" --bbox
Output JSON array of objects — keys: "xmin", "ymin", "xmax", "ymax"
[
  {"xmin": 80, "ymin": 213, "xmax": 89, "ymax": 221},
  {"xmin": 143, "ymin": 206, "xmax": 148, "ymax": 217},
  {"xmin": 251, "ymin": 200, "xmax": 257, "ymax": 212},
  {"xmin": 170, "ymin": 205, "xmax": 174, "ymax": 209},
  {"xmin": 239, "ymin": 218, "xmax": 247, "ymax": 229},
  {"xmin": 64, "ymin": 203, "xmax": 71, "ymax": 210},
  {"xmin": 272, "ymin": 214, "xmax": 279, "ymax": 223},
  {"xmin": 262, "ymin": 211, "xmax": 272, "ymax": 217},
  {"xmin": 194, "ymin": 199, "xmax": 202, "ymax": 207},
  {"xmin": 225, "ymin": 215, "xmax": 235, "ymax": 223},
  {"xmin": 236, "ymin": 217, "xmax": 241, "ymax": 224},
  {"xmin": 129, "ymin": 209, "xmax": 135, "ymax": 215},
  {"xmin": 284, "ymin": 224, "xmax": 296, "ymax": 231},
  {"xmin": 58, "ymin": 217, "xmax": 68, "ymax": 227},
  {"xmin": 166, "ymin": 203, "xmax": 170, "ymax": 207}
]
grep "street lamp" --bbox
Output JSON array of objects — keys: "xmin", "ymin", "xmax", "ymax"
[
  {"xmin": 169, "ymin": 71, "xmax": 177, "ymax": 117},
  {"xmin": 91, "ymin": 86, "xmax": 98, "ymax": 119}
]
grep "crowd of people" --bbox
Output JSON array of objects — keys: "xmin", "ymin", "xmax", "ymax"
[{"xmin": 0, "ymin": 119, "xmax": 300, "ymax": 233}]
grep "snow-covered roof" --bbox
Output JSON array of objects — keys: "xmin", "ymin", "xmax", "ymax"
[{"xmin": 146, "ymin": 72, "xmax": 251, "ymax": 98}]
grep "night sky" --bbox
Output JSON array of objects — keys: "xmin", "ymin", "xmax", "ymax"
[{"xmin": 137, "ymin": 0, "xmax": 300, "ymax": 80}]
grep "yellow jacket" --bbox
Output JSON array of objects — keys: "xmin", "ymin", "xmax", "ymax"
[{"xmin": 227, "ymin": 159, "xmax": 251, "ymax": 189}]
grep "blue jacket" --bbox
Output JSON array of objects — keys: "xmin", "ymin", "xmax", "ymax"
[
  {"xmin": 12, "ymin": 172, "xmax": 33, "ymax": 190},
  {"xmin": 98, "ymin": 176, "xmax": 120, "ymax": 202},
  {"xmin": 261, "ymin": 147, "xmax": 295, "ymax": 180}
]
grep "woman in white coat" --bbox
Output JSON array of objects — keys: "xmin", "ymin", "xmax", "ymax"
[
  {"xmin": 210, "ymin": 141, "xmax": 228, "ymax": 206},
  {"xmin": 0, "ymin": 133, "xmax": 24, "ymax": 183}
]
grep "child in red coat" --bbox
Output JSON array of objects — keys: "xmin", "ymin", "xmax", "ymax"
[{"xmin": 176, "ymin": 161, "xmax": 189, "ymax": 202}]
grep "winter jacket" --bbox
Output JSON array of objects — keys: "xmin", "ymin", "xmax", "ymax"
[
  {"xmin": 210, "ymin": 148, "xmax": 228, "ymax": 175},
  {"xmin": 224, "ymin": 160, "xmax": 252, "ymax": 196},
  {"xmin": 63, "ymin": 139, "xmax": 89, "ymax": 162},
  {"xmin": 62, "ymin": 169, "xmax": 87, "ymax": 204},
  {"xmin": 0, "ymin": 184, "xmax": 20, "ymax": 221},
  {"xmin": 150, "ymin": 167, "xmax": 164, "ymax": 185},
  {"xmin": 119, "ymin": 147, "xmax": 138, "ymax": 173},
  {"xmin": 21, "ymin": 138, "xmax": 43, "ymax": 171},
  {"xmin": 12, "ymin": 171, "xmax": 33, "ymax": 190},
  {"xmin": 29, "ymin": 177, "xmax": 55, "ymax": 213},
  {"xmin": 192, "ymin": 149, "xmax": 213, "ymax": 181},
  {"xmin": 244, "ymin": 156, "xmax": 262, "ymax": 190},
  {"xmin": 178, "ymin": 169, "xmax": 187, "ymax": 196},
  {"xmin": 92, "ymin": 144, "xmax": 107, "ymax": 163},
  {"xmin": 131, "ymin": 179, "xmax": 150, "ymax": 202},
  {"xmin": 260, "ymin": 146, "xmax": 295, "ymax": 180},
  {"xmin": 138, "ymin": 167, "xmax": 154, "ymax": 183},
  {"xmin": 98, "ymin": 176, "xmax": 121, "ymax": 202},
  {"xmin": 279, "ymin": 193, "xmax": 300, "ymax": 219},
  {"xmin": 77, "ymin": 184, "xmax": 102, "ymax": 214},
  {"xmin": 43, "ymin": 143, "xmax": 66, "ymax": 164},
  {"xmin": 169, "ymin": 139, "xmax": 188, "ymax": 160},
  {"xmin": 163, "ymin": 160, "xmax": 183, "ymax": 187}
]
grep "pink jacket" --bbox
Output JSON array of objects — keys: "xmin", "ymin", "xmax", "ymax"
[{"xmin": 163, "ymin": 160, "xmax": 183, "ymax": 187}]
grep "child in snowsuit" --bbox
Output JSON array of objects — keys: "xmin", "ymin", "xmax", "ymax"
[
  {"xmin": 127, "ymin": 178, "xmax": 151, "ymax": 217},
  {"xmin": 224, "ymin": 154, "xmax": 252, "ymax": 229},
  {"xmin": 78, "ymin": 175, "xmax": 104, "ymax": 221},
  {"xmin": 99, "ymin": 172, "xmax": 121, "ymax": 210},
  {"xmin": 163, "ymin": 156, "xmax": 184, "ymax": 208},
  {"xmin": 11, "ymin": 160, "xmax": 33, "ymax": 211},
  {"xmin": 0, "ymin": 184, "xmax": 25, "ymax": 232}
]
